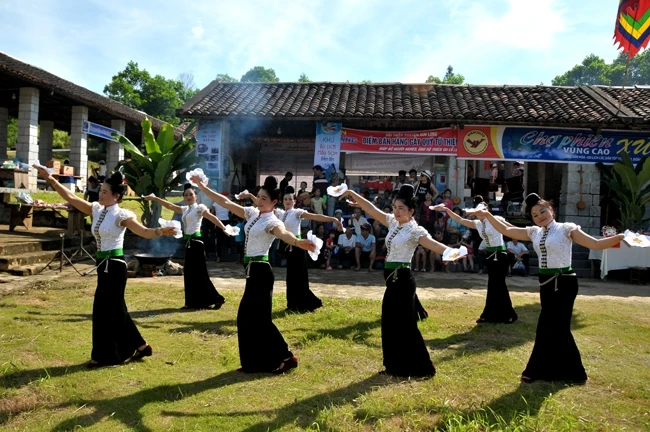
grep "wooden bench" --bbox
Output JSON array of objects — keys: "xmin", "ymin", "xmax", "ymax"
[{"xmin": 3, "ymin": 202, "xmax": 85, "ymax": 235}]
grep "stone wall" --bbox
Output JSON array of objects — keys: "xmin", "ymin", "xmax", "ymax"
[{"xmin": 559, "ymin": 163, "xmax": 601, "ymax": 236}]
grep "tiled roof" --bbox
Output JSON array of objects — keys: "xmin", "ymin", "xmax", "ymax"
[
  {"xmin": 0, "ymin": 51, "xmax": 173, "ymax": 133},
  {"xmin": 598, "ymin": 86, "xmax": 650, "ymax": 121},
  {"xmin": 179, "ymin": 82, "xmax": 650, "ymax": 127}
]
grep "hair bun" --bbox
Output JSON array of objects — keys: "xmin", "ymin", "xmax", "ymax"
[
  {"xmin": 184, "ymin": 183, "xmax": 193, "ymax": 190},
  {"xmin": 263, "ymin": 176, "xmax": 278, "ymax": 190},
  {"xmin": 473, "ymin": 195, "xmax": 483, "ymax": 207},
  {"xmin": 398, "ymin": 184, "xmax": 414, "ymax": 199},
  {"xmin": 108, "ymin": 171, "xmax": 124, "ymax": 185},
  {"xmin": 525, "ymin": 193, "xmax": 541, "ymax": 209},
  {"xmin": 284, "ymin": 186, "xmax": 295, "ymax": 195}
]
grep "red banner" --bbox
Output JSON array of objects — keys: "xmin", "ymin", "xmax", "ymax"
[{"xmin": 340, "ymin": 127, "xmax": 457, "ymax": 155}]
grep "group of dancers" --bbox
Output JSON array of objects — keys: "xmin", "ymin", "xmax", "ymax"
[{"xmin": 33, "ymin": 164, "xmax": 630, "ymax": 383}]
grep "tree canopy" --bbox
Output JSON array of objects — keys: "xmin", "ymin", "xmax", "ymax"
[
  {"xmin": 426, "ymin": 66, "xmax": 465, "ymax": 84},
  {"xmin": 298, "ymin": 73, "xmax": 311, "ymax": 82},
  {"xmin": 552, "ymin": 51, "xmax": 650, "ymax": 86},
  {"xmin": 215, "ymin": 73, "xmax": 239, "ymax": 83},
  {"xmin": 240, "ymin": 66, "xmax": 280, "ymax": 83},
  {"xmin": 103, "ymin": 61, "xmax": 197, "ymax": 125}
]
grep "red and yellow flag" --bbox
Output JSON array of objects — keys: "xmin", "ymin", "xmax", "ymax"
[{"xmin": 614, "ymin": 0, "xmax": 650, "ymax": 58}]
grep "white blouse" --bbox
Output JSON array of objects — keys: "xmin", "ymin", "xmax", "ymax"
[
  {"xmin": 181, "ymin": 203, "xmax": 208, "ymax": 235},
  {"xmin": 527, "ymin": 221, "xmax": 579, "ymax": 269},
  {"xmin": 384, "ymin": 213, "xmax": 429, "ymax": 262},
  {"xmin": 473, "ymin": 217, "xmax": 506, "ymax": 249},
  {"xmin": 274, "ymin": 208, "xmax": 306, "ymax": 236},
  {"xmin": 91, "ymin": 202, "xmax": 136, "ymax": 252},
  {"xmin": 243, "ymin": 206, "xmax": 284, "ymax": 257}
]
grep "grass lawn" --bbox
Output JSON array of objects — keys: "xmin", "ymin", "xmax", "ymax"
[{"xmin": 1, "ymin": 280, "xmax": 649, "ymax": 431}]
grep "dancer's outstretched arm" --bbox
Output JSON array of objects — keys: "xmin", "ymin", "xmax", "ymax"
[
  {"xmin": 122, "ymin": 218, "xmax": 176, "ymax": 238},
  {"xmin": 143, "ymin": 195, "xmax": 182, "ymax": 214},
  {"xmin": 270, "ymin": 225, "xmax": 316, "ymax": 253},
  {"xmin": 467, "ymin": 209, "xmax": 530, "ymax": 241},
  {"xmin": 571, "ymin": 229, "xmax": 624, "ymax": 250},
  {"xmin": 33, "ymin": 165, "xmax": 92, "ymax": 215},
  {"xmin": 419, "ymin": 234, "xmax": 449, "ymax": 255},
  {"xmin": 437, "ymin": 205, "xmax": 475, "ymax": 230},
  {"xmin": 237, "ymin": 191, "xmax": 258, "ymax": 206},
  {"xmin": 302, "ymin": 213, "xmax": 343, "ymax": 231},
  {"xmin": 202, "ymin": 211, "xmax": 227, "ymax": 232},
  {"xmin": 339, "ymin": 190, "xmax": 388, "ymax": 226},
  {"xmin": 190, "ymin": 175, "xmax": 245, "ymax": 219}
]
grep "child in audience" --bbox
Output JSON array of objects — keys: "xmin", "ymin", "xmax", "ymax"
[
  {"xmin": 460, "ymin": 230, "xmax": 474, "ymax": 272},
  {"xmin": 324, "ymin": 230, "xmax": 336, "ymax": 270}
]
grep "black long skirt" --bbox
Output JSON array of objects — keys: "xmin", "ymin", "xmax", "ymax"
[
  {"xmin": 285, "ymin": 245, "xmax": 322, "ymax": 312},
  {"xmin": 183, "ymin": 239, "xmax": 225, "ymax": 308},
  {"xmin": 522, "ymin": 273, "xmax": 587, "ymax": 383},
  {"xmin": 382, "ymin": 268, "xmax": 435, "ymax": 378},
  {"xmin": 91, "ymin": 257, "xmax": 146, "ymax": 365},
  {"xmin": 479, "ymin": 251, "xmax": 518, "ymax": 323},
  {"xmin": 237, "ymin": 262, "xmax": 294, "ymax": 373}
]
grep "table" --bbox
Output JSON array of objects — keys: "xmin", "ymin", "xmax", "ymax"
[
  {"xmin": 589, "ymin": 238, "xmax": 650, "ymax": 279},
  {"xmin": 4, "ymin": 202, "xmax": 85, "ymax": 235},
  {"xmin": 0, "ymin": 168, "xmax": 30, "ymax": 189}
]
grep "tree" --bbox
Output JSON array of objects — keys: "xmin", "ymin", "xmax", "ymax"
[
  {"xmin": 7, "ymin": 117, "xmax": 17, "ymax": 149},
  {"xmin": 240, "ymin": 66, "xmax": 280, "ymax": 83},
  {"xmin": 426, "ymin": 66, "xmax": 465, "ymax": 84},
  {"xmin": 103, "ymin": 62, "xmax": 195, "ymax": 125},
  {"xmin": 298, "ymin": 73, "xmax": 311, "ymax": 82},
  {"xmin": 552, "ymin": 51, "xmax": 650, "ymax": 86},
  {"xmin": 177, "ymin": 72, "xmax": 196, "ymax": 95},
  {"xmin": 115, "ymin": 118, "xmax": 198, "ymax": 228},
  {"xmin": 215, "ymin": 73, "xmax": 239, "ymax": 83},
  {"xmin": 52, "ymin": 130, "xmax": 70, "ymax": 149}
]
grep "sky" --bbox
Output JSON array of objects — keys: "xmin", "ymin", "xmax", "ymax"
[{"xmin": 0, "ymin": 0, "xmax": 626, "ymax": 94}]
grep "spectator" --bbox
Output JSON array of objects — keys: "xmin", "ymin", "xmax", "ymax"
[
  {"xmin": 490, "ymin": 163, "xmax": 498, "ymax": 184},
  {"xmin": 279, "ymin": 172, "xmax": 293, "ymax": 197},
  {"xmin": 336, "ymin": 229, "xmax": 357, "ymax": 269},
  {"xmin": 327, "ymin": 209, "xmax": 345, "ymax": 237},
  {"xmin": 324, "ymin": 230, "xmax": 336, "ymax": 270},
  {"xmin": 466, "ymin": 164, "xmax": 474, "ymax": 190},
  {"xmin": 374, "ymin": 206, "xmax": 391, "ymax": 256},
  {"xmin": 310, "ymin": 188, "xmax": 326, "ymax": 230},
  {"xmin": 298, "ymin": 181, "xmax": 308, "ymax": 196},
  {"xmin": 430, "ymin": 228, "xmax": 446, "ymax": 272},
  {"xmin": 418, "ymin": 191, "xmax": 436, "ymax": 234},
  {"xmin": 407, "ymin": 169, "xmax": 418, "ymax": 185},
  {"xmin": 439, "ymin": 189, "xmax": 453, "ymax": 209},
  {"xmin": 394, "ymin": 170, "xmax": 407, "ymax": 190},
  {"xmin": 84, "ymin": 176, "xmax": 100, "ymax": 203},
  {"xmin": 444, "ymin": 226, "xmax": 462, "ymax": 273},
  {"xmin": 234, "ymin": 217, "xmax": 246, "ymax": 265},
  {"xmin": 326, "ymin": 176, "xmax": 339, "ymax": 216},
  {"xmin": 213, "ymin": 193, "xmax": 232, "ymax": 262},
  {"xmin": 97, "ymin": 160, "xmax": 107, "ymax": 181},
  {"xmin": 497, "ymin": 163, "xmax": 506, "ymax": 185},
  {"xmin": 414, "ymin": 245, "xmax": 427, "ymax": 272},
  {"xmin": 507, "ymin": 238, "xmax": 529, "ymax": 276},
  {"xmin": 197, "ymin": 184, "xmax": 217, "ymax": 257},
  {"xmin": 381, "ymin": 190, "xmax": 393, "ymax": 209},
  {"xmin": 348, "ymin": 207, "xmax": 369, "ymax": 236},
  {"xmin": 460, "ymin": 230, "xmax": 474, "ymax": 272},
  {"xmin": 434, "ymin": 212, "xmax": 447, "ymax": 232},
  {"xmin": 477, "ymin": 240, "xmax": 487, "ymax": 275},
  {"xmin": 414, "ymin": 170, "xmax": 439, "ymax": 203},
  {"xmin": 355, "ymin": 224, "xmax": 376, "ymax": 271},
  {"xmin": 373, "ymin": 195, "xmax": 383, "ymax": 208},
  {"xmin": 447, "ymin": 207, "xmax": 467, "ymax": 235},
  {"xmin": 312, "ymin": 165, "xmax": 329, "ymax": 196}
]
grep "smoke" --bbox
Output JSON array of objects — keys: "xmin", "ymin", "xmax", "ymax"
[{"xmin": 146, "ymin": 236, "xmax": 181, "ymax": 256}]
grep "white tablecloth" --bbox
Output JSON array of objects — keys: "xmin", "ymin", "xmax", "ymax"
[{"xmin": 589, "ymin": 239, "xmax": 650, "ymax": 279}]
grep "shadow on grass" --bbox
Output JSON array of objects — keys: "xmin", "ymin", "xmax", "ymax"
[
  {"xmin": 49, "ymin": 370, "xmax": 267, "ymax": 432},
  {"xmin": 291, "ymin": 318, "xmax": 382, "ymax": 349},
  {"xmin": 426, "ymin": 303, "xmax": 588, "ymax": 363},
  {"xmin": 25, "ymin": 307, "xmax": 200, "ymax": 323},
  {"xmin": 1, "ymin": 363, "xmax": 88, "ymax": 390},
  {"xmin": 161, "ymin": 373, "xmax": 393, "ymax": 431}
]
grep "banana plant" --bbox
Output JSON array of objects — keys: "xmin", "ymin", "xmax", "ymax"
[
  {"xmin": 596, "ymin": 152, "xmax": 650, "ymax": 231},
  {"xmin": 112, "ymin": 118, "xmax": 198, "ymax": 227}
]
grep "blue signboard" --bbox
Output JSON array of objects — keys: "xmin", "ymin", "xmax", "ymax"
[{"xmin": 82, "ymin": 121, "xmax": 121, "ymax": 142}]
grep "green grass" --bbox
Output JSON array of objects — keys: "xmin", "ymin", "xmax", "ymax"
[{"xmin": 1, "ymin": 280, "xmax": 649, "ymax": 431}]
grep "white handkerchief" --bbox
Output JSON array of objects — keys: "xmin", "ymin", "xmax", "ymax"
[
  {"xmin": 235, "ymin": 189, "xmax": 249, "ymax": 200},
  {"xmin": 429, "ymin": 204, "xmax": 446, "ymax": 211},
  {"xmin": 442, "ymin": 246, "xmax": 468, "ymax": 262},
  {"xmin": 158, "ymin": 218, "xmax": 183, "ymax": 239},
  {"xmin": 306, "ymin": 230, "xmax": 323, "ymax": 261},
  {"xmin": 466, "ymin": 203, "xmax": 487, "ymax": 212},
  {"xmin": 327, "ymin": 182, "xmax": 348, "ymax": 197},
  {"xmin": 32, "ymin": 160, "xmax": 56, "ymax": 175},
  {"xmin": 224, "ymin": 224, "xmax": 240, "ymax": 237},
  {"xmin": 186, "ymin": 168, "xmax": 208, "ymax": 187},
  {"xmin": 141, "ymin": 193, "xmax": 156, "ymax": 199},
  {"xmin": 623, "ymin": 230, "xmax": 650, "ymax": 248}
]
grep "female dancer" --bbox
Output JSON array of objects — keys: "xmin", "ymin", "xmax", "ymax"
[
  {"xmin": 241, "ymin": 186, "xmax": 342, "ymax": 312},
  {"xmin": 33, "ymin": 167, "xmax": 176, "ymax": 367},
  {"xmin": 340, "ymin": 185, "xmax": 457, "ymax": 378},
  {"xmin": 469, "ymin": 193, "xmax": 625, "ymax": 383},
  {"xmin": 437, "ymin": 196, "xmax": 518, "ymax": 324},
  {"xmin": 144, "ymin": 184, "xmax": 227, "ymax": 310},
  {"xmin": 191, "ymin": 174, "xmax": 315, "ymax": 374}
]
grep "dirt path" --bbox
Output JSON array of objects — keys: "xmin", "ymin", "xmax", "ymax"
[{"xmin": 2, "ymin": 261, "xmax": 648, "ymax": 304}]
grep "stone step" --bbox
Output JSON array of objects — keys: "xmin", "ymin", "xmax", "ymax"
[
  {"xmin": 0, "ymin": 245, "xmax": 96, "ymax": 271},
  {"xmin": 0, "ymin": 235, "xmax": 93, "ymax": 256}
]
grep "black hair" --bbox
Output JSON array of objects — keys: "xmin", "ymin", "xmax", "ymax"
[
  {"xmin": 473, "ymin": 195, "xmax": 485, "ymax": 207},
  {"xmin": 394, "ymin": 184, "xmax": 417, "ymax": 211},
  {"xmin": 524, "ymin": 193, "xmax": 550, "ymax": 218},
  {"xmin": 285, "ymin": 171, "xmax": 293, "ymax": 177},
  {"xmin": 284, "ymin": 186, "xmax": 295, "ymax": 196},
  {"xmin": 183, "ymin": 183, "xmax": 193, "ymax": 191},
  {"xmin": 313, "ymin": 165, "xmax": 323, "ymax": 171},
  {"xmin": 409, "ymin": 169, "xmax": 417, "ymax": 174},
  {"xmin": 442, "ymin": 188, "xmax": 452, "ymax": 196},
  {"xmin": 261, "ymin": 176, "xmax": 280, "ymax": 202},
  {"xmin": 88, "ymin": 176, "xmax": 97, "ymax": 183},
  {"xmin": 398, "ymin": 170, "xmax": 407, "ymax": 176},
  {"xmin": 105, "ymin": 172, "xmax": 126, "ymax": 201}
]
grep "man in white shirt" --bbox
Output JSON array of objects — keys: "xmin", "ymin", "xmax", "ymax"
[
  {"xmin": 213, "ymin": 193, "xmax": 232, "ymax": 262},
  {"xmin": 336, "ymin": 229, "xmax": 357, "ymax": 269},
  {"xmin": 348, "ymin": 208, "xmax": 369, "ymax": 236},
  {"xmin": 507, "ymin": 238, "xmax": 529, "ymax": 276},
  {"xmin": 355, "ymin": 224, "xmax": 376, "ymax": 271}
]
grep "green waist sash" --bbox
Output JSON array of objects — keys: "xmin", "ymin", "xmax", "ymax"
[
  {"xmin": 538, "ymin": 266, "xmax": 573, "ymax": 275},
  {"xmin": 243, "ymin": 255, "xmax": 269, "ymax": 264},
  {"xmin": 96, "ymin": 249, "xmax": 124, "ymax": 259},
  {"xmin": 183, "ymin": 232, "xmax": 202, "ymax": 240},
  {"xmin": 384, "ymin": 262, "xmax": 412, "ymax": 270},
  {"xmin": 486, "ymin": 245, "xmax": 506, "ymax": 252}
]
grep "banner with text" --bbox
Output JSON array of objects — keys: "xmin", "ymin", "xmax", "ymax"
[
  {"xmin": 314, "ymin": 122, "xmax": 342, "ymax": 173},
  {"xmin": 457, "ymin": 126, "xmax": 650, "ymax": 164},
  {"xmin": 341, "ymin": 127, "xmax": 457, "ymax": 155},
  {"xmin": 196, "ymin": 120, "xmax": 222, "ymax": 188}
]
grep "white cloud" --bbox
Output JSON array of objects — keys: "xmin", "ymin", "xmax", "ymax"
[{"xmin": 191, "ymin": 26, "xmax": 204, "ymax": 39}]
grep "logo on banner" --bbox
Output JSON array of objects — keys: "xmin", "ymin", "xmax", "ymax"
[
  {"xmin": 319, "ymin": 122, "xmax": 341, "ymax": 134},
  {"xmin": 463, "ymin": 130, "xmax": 489, "ymax": 155}
]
